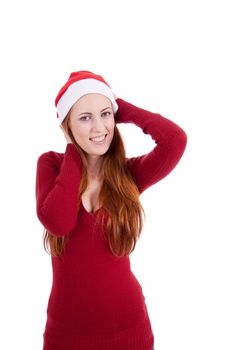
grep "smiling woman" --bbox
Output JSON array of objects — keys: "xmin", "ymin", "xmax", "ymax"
[
  {"xmin": 35, "ymin": 70, "xmax": 186, "ymax": 350},
  {"xmin": 67, "ymin": 94, "xmax": 116, "ymax": 156}
]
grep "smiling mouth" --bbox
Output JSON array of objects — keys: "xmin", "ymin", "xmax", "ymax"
[{"xmin": 89, "ymin": 135, "xmax": 107, "ymax": 143}]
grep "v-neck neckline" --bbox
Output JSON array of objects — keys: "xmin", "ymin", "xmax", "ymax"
[{"xmin": 80, "ymin": 199, "xmax": 103, "ymax": 216}]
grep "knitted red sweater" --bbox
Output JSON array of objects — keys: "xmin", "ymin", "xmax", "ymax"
[{"xmin": 36, "ymin": 98, "xmax": 187, "ymax": 350}]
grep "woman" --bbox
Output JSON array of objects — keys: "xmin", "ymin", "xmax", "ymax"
[{"xmin": 36, "ymin": 70, "xmax": 187, "ymax": 350}]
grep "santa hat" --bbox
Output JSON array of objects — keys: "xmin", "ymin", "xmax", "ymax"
[{"xmin": 55, "ymin": 70, "xmax": 118, "ymax": 124}]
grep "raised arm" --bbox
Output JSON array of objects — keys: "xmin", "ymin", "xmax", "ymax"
[
  {"xmin": 115, "ymin": 98, "xmax": 187, "ymax": 193},
  {"xmin": 35, "ymin": 144, "xmax": 82, "ymax": 236}
]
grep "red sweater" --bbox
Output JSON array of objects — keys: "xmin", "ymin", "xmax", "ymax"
[{"xmin": 36, "ymin": 98, "xmax": 187, "ymax": 350}]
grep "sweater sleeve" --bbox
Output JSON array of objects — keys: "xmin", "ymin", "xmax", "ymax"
[
  {"xmin": 35, "ymin": 143, "xmax": 83, "ymax": 236},
  {"xmin": 115, "ymin": 98, "xmax": 187, "ymax": 194}
]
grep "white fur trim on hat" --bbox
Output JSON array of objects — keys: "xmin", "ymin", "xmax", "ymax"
[{"xmin": 56, "ymin": 78, "xmax": 118, "ymax": 124}]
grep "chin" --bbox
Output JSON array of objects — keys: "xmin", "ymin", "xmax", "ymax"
[{"xmin": 89, "ymin": 146, "xmax": 111, "ymax": 157}]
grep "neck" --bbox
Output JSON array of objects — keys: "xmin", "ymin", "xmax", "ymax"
[{"xmin": 86, "ymin": 155, "xmax": 103, "ymax": 181}]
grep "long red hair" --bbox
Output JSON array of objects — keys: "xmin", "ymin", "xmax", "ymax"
[{"xmin": 44, "ymin": 112, "xmax": 144, "ymax": 257}]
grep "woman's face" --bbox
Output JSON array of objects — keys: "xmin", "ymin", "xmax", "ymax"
[{"xmin": 68, "ymin": 93, "xmax": 115, "ymax": 157}]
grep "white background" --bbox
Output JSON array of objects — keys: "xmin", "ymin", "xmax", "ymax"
[{"xmin": 0, "ymin": 0, "xmax": 232, "ymax": 349}]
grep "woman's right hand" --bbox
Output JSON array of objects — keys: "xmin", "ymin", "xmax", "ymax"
[{"xmin": 60, "ymin": 125, "xmax": 73, "ymax": 144}]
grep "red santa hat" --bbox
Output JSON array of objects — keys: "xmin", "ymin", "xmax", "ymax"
[{"xmin": 55, "ymin": 70, "xmax": 118, "ymax": 124}]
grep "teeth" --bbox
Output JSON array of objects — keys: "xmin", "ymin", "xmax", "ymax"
[{"xmin": 90, "ymin": 135, "xmax": 106, "ymax": 142}]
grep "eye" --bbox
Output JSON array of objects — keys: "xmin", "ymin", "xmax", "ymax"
[
  {"xmin": 101, "ymin": 111, "xmax": 112, "ymax": 118},
  {"xmin": 79, "ymin": 115, "xmax": 91, "ymax": 121}
]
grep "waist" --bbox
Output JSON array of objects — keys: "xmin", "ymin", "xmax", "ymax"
[{"xmin": 48, "ymin": 258, "xmax": 147, "ymax": 333}]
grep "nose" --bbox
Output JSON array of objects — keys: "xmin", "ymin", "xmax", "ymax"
[{"xmin": 91, "ymin": 115, "xmax": 106, "ymax": 133}]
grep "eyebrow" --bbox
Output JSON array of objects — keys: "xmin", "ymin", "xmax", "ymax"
[{"xmin": 79, "ymin": 107, "xmax": 111, "ymax": 116}]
